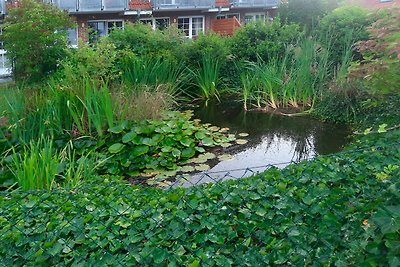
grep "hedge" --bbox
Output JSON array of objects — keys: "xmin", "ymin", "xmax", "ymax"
[{"xmin": 1, "ymin": 131, "xmax": 400, "ymax": 266}]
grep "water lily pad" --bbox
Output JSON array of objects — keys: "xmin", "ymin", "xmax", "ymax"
[
  {"xmin": 202, "ymin": 152, "xmax": 216, "ymax": 160},
  {"xmin": 195, "ymin": 147, "xmax": 206, "ymax": 153},
  {"xmin": 195, "ymin": 164, "xmax": 210, "ymax": 171},
  {"xmin": 122, "ymin": 131, "xmax": 137, "ymax": 143},
  {"xmin": 108, "ymin": 143, "xmax": 125, "ymax": 154},
  {"xmin": 209, "ymin": 126, "xmax": 220, "ymax": 132},
  {"xmin": 227, "ymin": 134, "xmax": 236, "ymax": 141},
  {"xmin": 172, "ymin": 148, "xmax": 181, "ymax": 158},
  {"xmin": 218, "ymin": 154, "xmax": 234, "ymax": 161},
  {"xmin": 142, "ymin": 137, "xmax": 157, "ymax": 146},
  {"xmin": 180, "ymin": 165, "xmax": 195, "ymax": 173},
  {"xmin": 180, "ymin": 138, "xmax": 194, "ymax": 147},
  {"xmin": 181, "ymin": 147, "xmax": 196, "ymax": 158},
  {"xmin": 219, "ymin": 127, "xmax": 230, "ymax": 133},
  {"xmin": 201, "ymin": 137, "xmax": 214, "ymax": 147},
  {"xmin": 238, "ymin": 133, "xmax": 249, "ymax": 137},
  {"xmin": 220, "ymin": 143, "xmax": 233, "ymax": 148},
  {"xmin": 189, "ymin": 157, "xmax": 208, "ymax": 164},
  {"xmin": 236, "ymin": 139, "xmax": 248, "ymax": 145},
  {"xmin": 195, "ymin": 131, "xmax": 207, "ymax": 140}
]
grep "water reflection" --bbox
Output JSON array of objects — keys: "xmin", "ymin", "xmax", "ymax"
[{"xmin": 193, "ymin": 100, "xmax": 352, "ymax": 172}]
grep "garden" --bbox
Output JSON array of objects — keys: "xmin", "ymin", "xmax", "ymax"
[{"xmin": 0, "ymin": 0, "xmax": 400, "ymax": 265}]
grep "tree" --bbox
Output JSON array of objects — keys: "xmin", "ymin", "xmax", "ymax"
[
  {"xmin": 279, "ymin": 0, "xmax": 339, "ymax": 31},
  {"xmin": 3, "ymin": 0, "xmax": 72, "ymax": 81}
]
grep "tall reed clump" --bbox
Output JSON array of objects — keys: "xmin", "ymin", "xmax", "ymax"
[
  {"xmin": 11, "ymin": 137, "xmax": 59, "ymax": 190},
  {"xmin": 192, "ymin": 54, "xmax": 221, "ymax": 101},
  {"xmin": 5, "ymin": 83, "xmax": 75, "ymax": 143},
  {"xmin": 120, "ymin": 56, "xmax": 187, "ymax": 98},
  {"xmin": 66, "ymin": 78, "xmax": 114, "ymax": 137},
  {"xmin": 240, "ymin": 38, "xmax": 331, "ymax": 111}
]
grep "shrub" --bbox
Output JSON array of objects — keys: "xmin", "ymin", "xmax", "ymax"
[
  {"xmin": 279, "ymin": 0, "xmax": 338, "ymax": 31},
  {"xmin": 230, "ymin": 19, "xmax": 303, "ymax": 62},
  {"xmin": 3, "ymin": 0, "xmax": 72, "ymax": 81},
  {"xmin": 107, "ymin": 22, "xmax": 184, "ymax": 60},
  {"xmin": 318, "ymin": 6, "xmax": 371, "ymax": 67}
]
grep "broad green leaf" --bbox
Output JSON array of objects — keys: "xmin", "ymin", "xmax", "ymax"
[{"xmin": 108, "ymin": 143, "xmax": 125, "ymax": 154}]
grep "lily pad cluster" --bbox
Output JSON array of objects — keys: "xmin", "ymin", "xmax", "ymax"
[{"xmin": 100, "ymin": 111, "xmax": 240, "ymax": 179}]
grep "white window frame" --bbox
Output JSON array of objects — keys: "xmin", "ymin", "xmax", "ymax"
[
  {"xmin": 216, "ymin": 13, "xmax": 240, "ymax": 20},
  {"xmin": 87, "ymin": 19, "xmax": 124, "ymax": 42},
  {"xmin": 177, "ymin": 16, "xmax": 205, "ymax": 39},
  {"xmin": 139, "ymin": 17, "xmax": 170, "ymax": 30},
  {"xmin": 244, "ymin": 12, "xmax": 267, "ymax": 24},
  {"xmin": 67, "ymin": 27, "xmax": 79, "ymax": 48}
]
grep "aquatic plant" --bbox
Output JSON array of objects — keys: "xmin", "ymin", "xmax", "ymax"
[{"xmin": 192, "ymin": 54, "xmax": 221, "ymax": 101}]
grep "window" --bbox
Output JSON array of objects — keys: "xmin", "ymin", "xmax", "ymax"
[
  {"xmin": 216, "ymin": 13, "xmax": 240, "ymax": 20},
  {"xmin": 244, "ymin": 13, "xmax": 266, "ymax": 24},
  {"xmin": 139, "ymin": 18, "xmax": 170, "ymax": 30},
  {"xmin": 67, "ymin": 28, "xmax": 78, "ymax": 47},
  {"xmin": 177, "ymin": 17, "xmax": 204, "ymax": 38},
  {"xmin": 88, "ymin": 20, "xmax": 123, "ymax": 43}
]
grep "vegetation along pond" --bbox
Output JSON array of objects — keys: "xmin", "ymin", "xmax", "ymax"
[{"xmin": 184, "ymin": 100, "xmax": 352, "ymax": 186}]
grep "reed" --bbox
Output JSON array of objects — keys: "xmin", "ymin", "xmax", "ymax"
[{"xmin": 11, "ymin": 137, "xmax": 59, "ymax": 190}]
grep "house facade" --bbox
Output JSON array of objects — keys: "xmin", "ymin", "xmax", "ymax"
[
  {"xmin": 0, "ymin": 0, "xmax": 278, "ymax": 75},
  {"xmin": 61, "ymin": 0, "xmax": 279, "ymax": 45}
]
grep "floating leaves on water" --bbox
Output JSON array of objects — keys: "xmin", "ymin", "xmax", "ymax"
[
  {"xmin": 220, "ymin": 143, "xmax": 233, "ymax": 148},
  {"xmin": 195, "ymin": 164, "xmax": 210, "ymax": 171},
  {"xmin": 218, "ymin": 154, "xmax": 234, "ymax": 161},
  {"xmin": 179, "ymin": 165, "xmax": 195, "ymax": 173},
  {"xmin": 209, "ymin": 126, "xmax": 220, "ymax": 132},
  {"xmin": 201, "ymin": 137, "xmax": 214, "ymax": 147},
  {"xmin": 238, "ymin": 133, "xmax": 249, "ymax": 137},
  {"xmin": 202, "ymin": 152, "xmax": 216, "ymax": 160},
  {"xmin": 188, "ymin": 156, "xmax": 208, "ymax": 164},
  {"xmin": 193, "ymin": 119, "xmax": 201, "ymax": 123},
  {"xmin": 227, "ymin": 134, "xmax": 236, "ymax": 142},
  {"xmin": 235, "ymin": 139, "xmax": 248, "ymax": 145},
  {"xmin": 195, "ymin": 147, "xmax": 206, "ymax": 153},
  {"xmin": 219, "ymin": 127, "xmax": 230, "ymax": 133}
]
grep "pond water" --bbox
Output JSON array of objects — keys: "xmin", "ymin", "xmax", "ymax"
[{"xmin": 182, "ymin": 100, "xmax": 352, "ymax": 186}]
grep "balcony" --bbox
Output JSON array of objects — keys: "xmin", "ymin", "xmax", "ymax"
[
  {"xmin": 152, "ymin": 0, "xmax": 215, "ymax": 10},
  {"xmin": 231, "ymin": 0, "xmax": 278, "ymax": 7},
  {"xmin": 0, "ymin": 0, "xmax": 278, "ymax": 14}
]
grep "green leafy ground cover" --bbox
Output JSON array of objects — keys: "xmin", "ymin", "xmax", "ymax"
[{"xmin": 1, "ymin": 129, "xmax": 399, "ymax": 266}]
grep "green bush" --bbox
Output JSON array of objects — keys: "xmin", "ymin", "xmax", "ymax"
[
  {"xmin": 1, "ymin": 130, "xmax": 400, "ymax": 265},
  {"xmin": 230, "ymin": 19, "xmax": 303, "ymax": 62},
  {"xmin": 279, "ymin": 0, "xmax": 338, "ymax": 31},
  {"xmin": 318, "ymin": 6, "xmax": 371, "ymax": 67},
  {"xmin": 107, "ymin": 22, "xmax": 184, "ymax": 60},
  {"xmin": 3, "ymin": 0, "xmax": 72, "ymax": 81}
]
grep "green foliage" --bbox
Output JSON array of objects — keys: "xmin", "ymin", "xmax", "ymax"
[
  {"xmin": 10, "ymin": 137, "xmax": 58, "ymax": 190},
  {"xmin": 1, "ymin": 130, "xmax": 400, "ymax": 264},
  {"xmin": 230, "ymin": 19, "xmax": 303, "ymax": 62},
  {"xmin": 61, "ymin": 39, "xmax": 118, "ymax": 84},
  {"xmin": 119, "ymin": 55, "xmax": 188, "ymax": 97},
  {"xmin": 240, "ymin": 38, "xmax": 330, "ymax": 110},
  {"xmin": 182, "ymin": 32, "xmax": 230, "ymax": 69},
  {"xmin": 279, "ymin": 0, "xmax": 338, "ymax": 31},
  {"xmin": 318, "ymin": 6, "xmax": 371, "ymax": 67},
  {"xmin": 107, "ymin": 22, "xmax": 184, "ymax": 60},
  {"xmin": 351, "ymin": 8, "xmax": 400, "ymax": 95},
  {"xmin": 192, "ymin": 55, "xmax": 222, "ymax": 101},
  {"xmin": 3, "ymin": 0, "xmax": 72, "ymax": 81},
  {"xmin": 95, "ymin": 111, "xmax": 237, "ymax": 180}
]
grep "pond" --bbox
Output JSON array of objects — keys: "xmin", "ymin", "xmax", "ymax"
[{"xmin": 182, "ymin": 100, "xmax": 352, "ymax": 186}]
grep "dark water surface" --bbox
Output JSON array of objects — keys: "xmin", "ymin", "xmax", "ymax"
[{"xmin": 186, "ymin": 100, "xmax": 352, "ymax": 184}]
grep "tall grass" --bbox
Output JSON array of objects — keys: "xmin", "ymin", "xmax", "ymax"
[
  {"xmin": 121, "ymin": 56, "xmax": 187, "ymax": 98},
  {"xmin": 240, "ymin": 37, "xmax": 332, "ymax": 111},
  {"xmin": 11, "ymin": 137, "xmax": 59, "ymax": 190},
  {"xmin": 192, "ymin": 54, "xmax": 221, "ymax": 101}
]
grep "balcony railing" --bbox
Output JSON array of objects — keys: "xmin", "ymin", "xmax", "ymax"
[
  {"xmin": 152, "ymin": 0, "xmax": 215, "ymax": 9},
  {"xmin": 231, "ymin": 0, "xmax": 278, "ymax": 7},
  {"xmin": 0, "ymin": 0, "xmax": 278, "ymax": 14}
]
